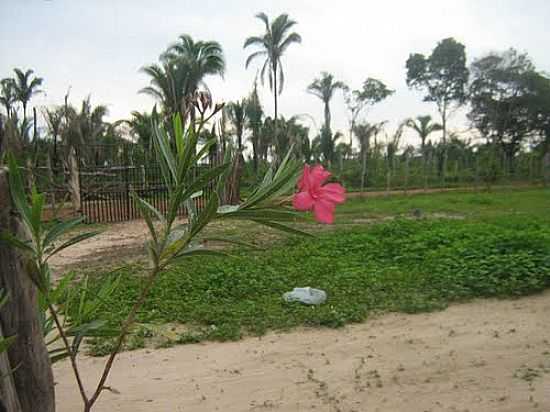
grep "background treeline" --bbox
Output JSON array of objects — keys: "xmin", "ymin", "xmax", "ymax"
[{"xmin": 1, "ymin": 14, "xmax": 550, "ymax": 211}]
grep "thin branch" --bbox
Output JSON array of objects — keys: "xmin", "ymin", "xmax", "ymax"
[
  {"xmin": 47, "ymin": 301, "xmax": 89, "ymax": 405},
  {"xmin": 87, "ymin": 268, "xmax": 159, "ymax": 408}
]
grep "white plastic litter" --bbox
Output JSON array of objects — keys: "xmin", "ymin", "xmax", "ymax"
[{"xmin": 283, "ymin": 287, "xmax": 327, "ymax": 305}]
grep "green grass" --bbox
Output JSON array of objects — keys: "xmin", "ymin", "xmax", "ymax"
[
  {"xmin": 65, "ymin": 187, "xmax": 550, "ymax": 354},
  {"xmin": 337, "ymin": 188, "xmax": 550, "ymax": 222}
]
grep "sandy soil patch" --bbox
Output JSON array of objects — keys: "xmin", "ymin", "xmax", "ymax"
[{"xmin": 54, "ymin": 291, "xmax": 550, "ymax": 412}]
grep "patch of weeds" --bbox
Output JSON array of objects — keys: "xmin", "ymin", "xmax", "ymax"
[
  {"xmin": 67, "ymin": 207, "xmax": 550, "ymax": 351},
  {"xmin": 514, "ymin": 364, "xmax": 550, "ymax": 383}
]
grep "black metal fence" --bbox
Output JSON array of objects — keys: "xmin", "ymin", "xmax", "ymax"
[{"xmin": 79, "ymin": 163, "xmax": 216, "ymax": 224}]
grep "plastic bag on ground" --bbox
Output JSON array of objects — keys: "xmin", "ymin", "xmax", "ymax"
[{"xmin": 283, "ymin": 287, "xmax": 327, "ymax": 305}]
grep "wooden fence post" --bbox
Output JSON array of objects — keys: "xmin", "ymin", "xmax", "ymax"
[{"xmin": 0, "ymin": 168, "xmax": 55, "ymax": 412}]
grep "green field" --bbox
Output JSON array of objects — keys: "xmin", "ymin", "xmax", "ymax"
[{"xmin": 64, "ymin": 188, "xmax": 550, "ymax": 355}]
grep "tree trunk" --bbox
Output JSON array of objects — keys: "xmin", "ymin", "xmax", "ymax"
[
  {"xmin": 0, "ymin": 168, "xmax": 55, "ymax": 412},
  {"xmin": 543, "ymin": 151, "xmax": 550, "ymax": 187},
  {"xmin": 252, "ymin": 135, "xmax": 259, "ymax": 173},
  {"xmin": 440, "ymin": 111, "xmax": 447, "ymax": 182},
  {"xmin": 324, "ymin": 102, "xmax": 331, "ymax": 132},
  {"xmin": 273, "ymin": 65, "xmax": 278, "ymax": 123},
  {"xmin": 0, "ymin": 117, "xmax": 4, "ymax": 158},
  {"xmin": 225, "ymin": 151, "xmax": 243, "ymax": 205},
  {"xmin": 0, "ymin": 321, "xmax": 22, "ymax": 412},
  {"xmin": 65, "ymin": 146, "xmax": 81, "ymax": 212}
]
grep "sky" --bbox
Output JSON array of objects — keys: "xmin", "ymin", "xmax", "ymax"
[{"xmin": 2, "ymin": 0, "xmax": 550, "ymax": 147}]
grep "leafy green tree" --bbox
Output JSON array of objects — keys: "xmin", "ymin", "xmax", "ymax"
[
  {"xmin": 244, "ymin": 13, "xmax": 302, "ymax": 123},
  {"xmin": 345, "ymin": 78, "xmax": 393, "ymax": 148},
  {"xmin": 468, "ymin": 49, "xmax": 541, "ymax": 172},
  {"xmin": 406, "ymin": 37, "xmax": 469, "ymax": 167},
  {"xmin": 12, "ymin": 68, "xmax": 43, "ymax": 121},
  {"xmin": 307, "ymin": 72, "xmax": 346, "ymax": 132}
]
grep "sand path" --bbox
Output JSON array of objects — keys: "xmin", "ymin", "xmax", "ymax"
[{"xmin": 55, "ymin": 291, "xmax": 550, "ymax": 412}]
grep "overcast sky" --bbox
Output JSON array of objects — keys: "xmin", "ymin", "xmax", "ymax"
[{"xmin": 2, "ymin": 0, "xmax": 550, "ymax": 146}]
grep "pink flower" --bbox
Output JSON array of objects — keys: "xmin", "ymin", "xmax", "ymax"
[{"xmin": 292, "ymin": 165, "xmax": 346, "ymax": 224}]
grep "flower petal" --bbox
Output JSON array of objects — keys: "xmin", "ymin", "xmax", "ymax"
[
  {"xmin": 293, "ymin": 191, "xmax": 315, "ymax": 211},
  {"xmin": 297, "ymin": 165, "xmax": 311, "ymax": 192},
  {"xmin": 313, "ymin": 198, "xmax": 336, "ymax": 224},
  {"xmin": 310, "ymin": 165, "xmax": 331, "ymax": 186},
  {"xmin": 319, "ymin": 183, "xmax": 346, "ymax": 204}
]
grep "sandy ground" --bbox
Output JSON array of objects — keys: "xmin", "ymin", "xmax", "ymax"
[
  {"xmin": 49, "ymin": 220, "xmax": 150, "ymax": 273},
  {"xmin": 54, "ymin": 291, "xmax": 550, "ymax": 412}
]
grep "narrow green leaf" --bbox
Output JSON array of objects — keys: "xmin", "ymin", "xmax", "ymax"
[
  {"xmin": 173, "ymin": 114, "xmax": 184, "ymax": 158},
  {"xmin": 251, "ymin": 219, "xmax": 313, "ymax": 237},
  {"xmin": 0, "ymin": 231, "xmax": 35, "ymax": 254},
  {"xmin": 202, "ymin": 237, "xmax": 263, "ymax": 251},
  {"xmin": 6, "ymin": 154, "xmax": 32, "ymax": 227},
  {"xmin": 43, "ymin": 217, "xmax": 84, "ymax": 249},
  {"xmin": 45, "ymin": 232, "xmax": 99, "ymax": 261}
]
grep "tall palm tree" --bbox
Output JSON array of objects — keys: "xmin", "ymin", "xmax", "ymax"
[
  {"xmin": 43, "ymin": 106, "xmax": 65, "ymax": 165},
  {"xmin": 405, "ymin": 115, "xmax": 442, "ymax": 154},
  {"xmin": 163, "ymin": 34, "xmax": 225, "ymax": 95},
  {"xmin": 244, "ymin": 13, "xmax": 301, "ymax": 123},
  {"xmin": 12, "ymin": 68, "xmax": 43, "ymax": 120},
  {"xmin": 62, "ymin": 97, "xmax": 109, "ymax": 165},
  {"xmin": 140, "ymin": 63, "xmax": 187, "ymax": 117},
  {"xmin": 227, "ymin": 99, "xmax": 247, "ymax": 150},
  {"xmin": 141, "ymin": 34, "xmax": 225, "ymax": 119},
  {"xmin": 354, "ymin": 121, "xmax": 386, "ymax": 192},
  {"xmin": 127, "ymin": 111, "xmax": 154, "ymax": 150},
  {"xmin": 0, "ymin": 78, "xmax": 16, "ymax": 117},
  {"xmin": 319, "ymin": 126, "xmax": 343, "ymax": 165},
  {"xmin": 246, "ymin": 82, "xmax": 263, "ymax": 171},
  {"xmin": 307, "ymin": 72, "xmax": 346, "ymax": 132}
]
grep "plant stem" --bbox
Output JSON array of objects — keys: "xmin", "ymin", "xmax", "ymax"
[
  {"xmin": 86, "ymin": 268, "xmax": 159, "ymax": 410},
  {"xmin": 47, "ymin": 302, "xmax": 89, "ymax": 405}
]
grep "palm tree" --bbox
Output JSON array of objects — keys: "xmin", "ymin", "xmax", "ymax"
[
  {"xmin": 163, "ymin": 34, "xmax": 225, "ymax": 94},
  {"xmin": 354, "ymin": 121, "xmax": 386, "ymax": 192},
  {"xmin": 127, "ymin": 111, "xmax": 154, "ymax": 150},
  {"xmin": 307, "ymin": 72, "xmax": 346, "ymax": 132},
  {"xmin": 319, "ymin": 126, "xmax": 343, "ymax": 165},
  {"xmin": 244, "ymin": 13, "xmax": 301, "ymax": 123},
  {"xmin": 140, "ymin": 63, "xmax": 186, "ymax": 117},
  {"xmin": 225, "ymin": 99, "xmax": 248, "ymax": 205},
  {"xmin": 141, "ymin": 34, "xmax": 225, "ymax": 119},
  {"xmin": 43, "ymin": 106, "xmax": 65, "ymax": 165},
  {"xmin": 405, "ymin": 115, "xmax": 442, "ymax": 155},
  {"xmin": 12, "ymin": 68, "xmax": 43, "ymax": 120},
  {"xmin": 245, "ymin": 83, "xmax": 263, "ymax": 172},
  {"xmin": 0, "ymin": 78, "xmax": 16, "ymax": 117},
  {"xmin": 62, "ymin": 97, "xmax": 109, "ymax": 165}
]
